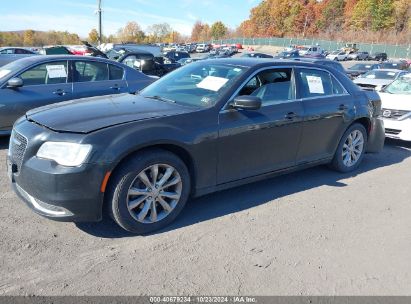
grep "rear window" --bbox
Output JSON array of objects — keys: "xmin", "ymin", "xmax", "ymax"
[
  {"xmin": 109, "ymin": 64, "xmax": 124, "ymax": 80},
  {"xmin": 74, "ymin": 61, "xmax": 108, "ymax": 82},
  {"xmin": 297, "ymin": 68, "xmax": 345, "ymax": 98}
]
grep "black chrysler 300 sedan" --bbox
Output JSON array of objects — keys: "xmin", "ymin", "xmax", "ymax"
[{"xmin": 8, "ymin": 59, "xmax": 385, "ymax": 233}]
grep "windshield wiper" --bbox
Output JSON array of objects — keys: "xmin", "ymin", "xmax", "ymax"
[{"xmin": 144, "ymin": 95, "xmax": 176, "ymax": 103}]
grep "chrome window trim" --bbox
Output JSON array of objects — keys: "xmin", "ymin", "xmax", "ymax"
[
  {"xmin": 220, "ymin": 65, "xmax": 351, "ymax": 113},
  {"xmin": 220, "ymin": 65, "xmax": 298, "ymax": 112}
]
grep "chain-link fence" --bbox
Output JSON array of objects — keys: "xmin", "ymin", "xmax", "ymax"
[{"xmin": 209, "ymin": 37, "xmax": 411, "ymax": 59}]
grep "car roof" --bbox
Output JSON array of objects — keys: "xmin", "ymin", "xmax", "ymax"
[
  {"xmin": 7, "ymin": 55, "xmax": 117, "ymax": 66},
  {"xmin": 372, "ymin": 68, "xmax": 403, "ymax": 72},
  {"xmin": 199, "ymin": 58, "xmax": 339, "ymax": 70}
]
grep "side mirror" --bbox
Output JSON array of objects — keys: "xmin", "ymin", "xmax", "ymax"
[
  {"xmin": 7, "ymin": 77, "xmax": 23, "ymax": 89},
  {"xmin": 232, "ymin": 95, "xmax": 262, "ymax": 110}
]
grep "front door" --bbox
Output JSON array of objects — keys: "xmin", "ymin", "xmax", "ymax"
[
  {"xmin": 0, "ymin": 60, "xmax": 72, "ymax": 131},
  {"xmin": 217, "ymin": 67, "xmax": 304, "ymax": 184}
]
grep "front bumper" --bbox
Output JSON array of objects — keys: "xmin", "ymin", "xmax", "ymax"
[
  {"xmin": 8, "ymin": 120, "xmax": 110, "ymax": 222},
  {"xmin": 383, "ymin": 118, "xmax": 411, "ymax": 141}
]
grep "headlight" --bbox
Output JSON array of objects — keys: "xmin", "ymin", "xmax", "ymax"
[{"xmin": 37, "ymin": 142, "xmax": 92, "ymax": 167}]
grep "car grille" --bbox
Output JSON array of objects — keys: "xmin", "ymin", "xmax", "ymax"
[
  {"xmin": 385, "ymin": 128, "xmax": 401, "ymax": 135},
  {"xmin": 382, "ymin": 108, "xmax": 410, "ymax": 120},
  {"xmin": 9, "ymin": 130, "xmax": 28, "ymax": 173},
  {"xmin": 357, "ymin": 84, "xmax": 376, "ymax": 90}
]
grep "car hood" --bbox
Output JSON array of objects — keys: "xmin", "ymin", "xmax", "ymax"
[
  {"xmin": 379, "ymin": 92, "xmax": 411, "ymax": 111},
  {"xmin": 26, "ymin": 93, "xmax": 193, "ymax": 133},
  {"xmin": 353, "ymin": 78, "xmax": 393, "ymax": 86}
]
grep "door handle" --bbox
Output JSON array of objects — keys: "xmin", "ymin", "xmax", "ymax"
[
  {"xmin": 53, "ymin": 89, "xmax": 67, "ymax": 96},
  {"xmin": 110, "ymin": 85, "xmax": 121, "ymax": 91},
  {"xmin": 339, "ymin": 104, "xmax": 349, "ymax": 111},
  {"xmin": 285, "ymin": 112, "xmax": 298, "ymax": 120}
]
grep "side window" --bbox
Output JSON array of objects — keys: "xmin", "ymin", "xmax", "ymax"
[
  {"xmin": 123, "ymin": 55, "xmax": 138, "ymax": 68},
  {"xmin": 73, "ymin": 61, "xmax": 108, "ymax": 82},
  {"xmin": 238, "ymin": 68, "xmax": 295, "ymax": 106},
  {"xmin": 239, "ymin": 76, "xmax": 259, "ymax": 96},
  {"xmin": 0, "ymin": 49, "xmax": 13, "ymax": 54},
  {"xmin": 331, "ymin": 76, "xmax": 346, "ymax": 95},
  {"xmin": 298, "ymin": 68, "xmax": 343, "ymax": 98},
  {"xmin": 109, "ymin": 64, "xmax": 124, "ymax": 80},
  {"xmin": 19, "ymin": 61, "xmax": 68, "ymax": 86},
  {"xmin": 15, "ymin": 49, "xmax": 28, "ymax": 54}
]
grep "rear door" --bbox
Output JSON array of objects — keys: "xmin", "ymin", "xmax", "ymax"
[
  {"xmin": 0, "ymin": 60, "xmax": 72, "ymax": 130},
  {"xmin": 295, "ymin": 67, "xmax": 354, "ymax": 163},
  {"xmin": 71, "ymin": 60, "xmax": 128, "ymax": 99}
]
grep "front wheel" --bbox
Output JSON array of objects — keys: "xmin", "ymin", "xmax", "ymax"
[
  {"xmin": 329, "ymin": 123, "xmax": 367, "ymax": 173},
  {"xmin": 106, "ymin": 149, "xmax": 191, "ymax": 234}
]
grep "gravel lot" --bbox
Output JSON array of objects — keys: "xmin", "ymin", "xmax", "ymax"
[{"xmin": 1, "ymin": 59, "xmax": 410, "ymax": 296}]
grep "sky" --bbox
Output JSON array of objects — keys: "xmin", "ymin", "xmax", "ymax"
[{"xmin": 0, "ymin": 0, "xmax": 260, "ymax": 37}]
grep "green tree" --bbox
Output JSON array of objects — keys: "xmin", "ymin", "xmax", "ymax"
[
  {"xmin": 117, "ymin": 21, "xmax": 146, "ymax": 43},
  {"xmin": 393, "ymin": 0, "xmax": 411, "ymax": 32},
  {"xmin": 23, "ymin": 30, "xmax": 35, "ymax": 46},
  {"xmin": 371, "ymin": 0, "xmax": 395, "ymax": 31},
  {"xmin": 210, "ymin": 21, "xmax": 228, "ymax": 39},
  {"xmin": 320, "ymin": 0, "xmax": 345, "ymax": 31},
  {"xmin": 147, "ymin": 23, "xmax": 172, "ymax": 42},
  {"xmin": 88, "ymin": 28, "xmax": 99, "ymax": 44}
]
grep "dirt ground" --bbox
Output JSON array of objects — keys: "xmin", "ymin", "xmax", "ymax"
[{"xmin": 1, "ymin": 134, "xmax": 411, "ymax": 295}]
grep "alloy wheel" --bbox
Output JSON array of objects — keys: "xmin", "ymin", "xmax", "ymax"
[
  {"xmin": 127, "ymin": 164, "xmax": 182, "ymax": 224},
  {"xmin": 342, "ymin": 130, "xmax": 364, "ymax": 167}
]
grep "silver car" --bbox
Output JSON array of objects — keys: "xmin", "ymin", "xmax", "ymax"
[{"xmin": 353, "ymin": 69, "xmax": 407, "ymax": 91}]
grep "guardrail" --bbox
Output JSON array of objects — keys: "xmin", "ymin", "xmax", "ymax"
[{"xmin": 208, "ymin": 38, "xmax": 411, "ymax": 59}]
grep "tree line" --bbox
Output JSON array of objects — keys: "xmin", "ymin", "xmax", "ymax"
[
  {"xmin": 238, "ymin": 0, "xmax": 410, "ymax": 44},
  {"xmin": 1, "ymin": 0, "xmax": 409, "ymax": 47}
]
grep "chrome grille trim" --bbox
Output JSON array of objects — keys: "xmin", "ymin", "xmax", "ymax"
[
  {"xmin": 9, "ymin": 130, "xmax": 28, "ymax": 174},
  {"xmin": 382, "ymin": 108, "xmax": 410, "ymax": 120}
]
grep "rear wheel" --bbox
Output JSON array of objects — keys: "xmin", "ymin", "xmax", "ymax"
[
  {"xmin": 329, "ymin": 123, "xmax": 367, "ymax": 173},
  {"xmin": 107, "ymin": 149, "xmax": 191, "ymax": 234}
]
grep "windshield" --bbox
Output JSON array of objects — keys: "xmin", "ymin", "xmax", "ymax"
[
  {"xmin": 0, "ymin": 60, "xmax": 25, "ymax": 80},
  {"xmin": 361, "ymin": 70, "xmax": 398, "ymax": 80},
  {"xmin": 349, "ymin": 64, "xmax": 373, "ymax": 71},
  {"xmin": 140, "ymin": 62, "xmax": 248, "ymax": 108},
  {"xmin": 331, "ymin": 51, "xmax": 339, "ymax": 55},
  {"xmin": 379, "ymin": 62, "xmax": 402, "ymax": 69},
  {"xmin": 384, "ymin": 75, "xmax": 411, "ymax": 95}
]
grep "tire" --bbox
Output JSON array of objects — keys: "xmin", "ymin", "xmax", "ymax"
[
  {"xmin": 106, "ymin": 149, "xmax": 191, "ymax": 234},
  {"xmin": 329, "ymin": 123, "xmax": 368, "ymax": 173}
]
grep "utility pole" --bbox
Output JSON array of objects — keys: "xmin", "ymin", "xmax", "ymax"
[
  {"xmin": 97, "ymin": 0, "xmax": 102, "ymax": 44},
  {"xmin": 302, "ymin": 13, "xmax": 308, "ymax": 39}
]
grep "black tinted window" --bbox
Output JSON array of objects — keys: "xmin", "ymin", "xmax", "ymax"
[
  {"xmin": 73, "ymin": 61, "xmax": 108, "ymax": 82},
  {"xmin": 109, "ymin": 64, "xmax": 124, "ymax": 80}
]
